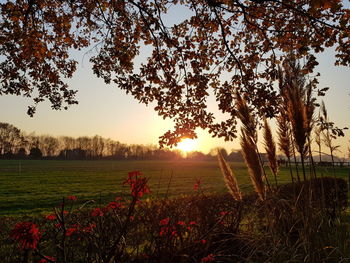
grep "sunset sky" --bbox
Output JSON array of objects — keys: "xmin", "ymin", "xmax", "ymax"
[{"xmin": 0, "ymin": 46, "xmax": 349, "ymax": 156}]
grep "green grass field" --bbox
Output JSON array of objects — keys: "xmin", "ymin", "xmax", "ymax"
[{"xmin": 0, "ymin": 160, "xmax": 349, "ymax": 216}]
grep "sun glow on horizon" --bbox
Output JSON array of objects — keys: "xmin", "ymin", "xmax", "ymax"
[{"xmin": 176, "ymin": 138, "xmax": 198, "ymax": 152}]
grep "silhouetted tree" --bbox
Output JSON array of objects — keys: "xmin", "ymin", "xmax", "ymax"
[
  {"xmin": 0, "ymin": 1, "xmax": 349, "ymax": 146},
  {"xmin": 29, "ymin": 147, "xmax": 43, "ymax": 159},
  {"xmin": 16, "ymin": 147, "xmax": 27, "ymax": 159},
  {"xmin": 0, "ymin": 122, "xmax": 23, "ymax": 157}
]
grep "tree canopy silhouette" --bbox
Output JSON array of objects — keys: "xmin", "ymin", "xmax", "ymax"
[{"xmin": 1, "ymin": 0, "xmax": 349, "ymax": 146}]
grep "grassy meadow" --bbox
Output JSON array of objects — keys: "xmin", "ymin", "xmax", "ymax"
[{"xmin": 1, "ymin": 159, "xmax": 349, "ymax": 216}]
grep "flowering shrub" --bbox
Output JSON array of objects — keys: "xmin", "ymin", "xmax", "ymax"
[
  {"xmin": 1, "ymin": 176, "xmax": 347, "ymax": 263},
  {"xmin": 123, "ymin": 171, "xmax": 151, "ymax": 199},
  {"xmin": 91, "ymin": 207, "xmax": 104, "ymax": 217},
  {"xmin": 10, "ymin": 222, "xmax": 41, "ymax": 250}
]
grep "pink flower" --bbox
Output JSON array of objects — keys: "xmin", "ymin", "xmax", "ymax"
[
  {"xmin": 159, "ymin": 217, "xmax": 170, "ymax": 226},
  {"xmin": 11, "ymin": 222, "xmax": 41, "ymax": 250},
  {"xmin": 91, "ymin": 207, "xmax": 104, "ymax": 217},
  {"xmin": 189, "ymin": 221, "xmax": 197, "ymax": 225},
  {"xmin": 201, "ymin": 254, "xmax": 215, "ymax": 262}
]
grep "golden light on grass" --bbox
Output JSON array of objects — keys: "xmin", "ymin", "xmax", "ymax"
[{"xmin": 176, "ymin": 138, "xmax": 198, "ymax": 152}]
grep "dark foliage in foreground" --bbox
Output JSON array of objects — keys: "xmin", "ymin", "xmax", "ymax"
[{"xmin": 0, "ymin": 175, "xmax": 348, "ymax": 263}]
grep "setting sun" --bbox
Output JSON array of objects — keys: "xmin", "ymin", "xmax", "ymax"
[{"xmin": 176, "ymin": 138, "xmax": 198, "ymax": 152}]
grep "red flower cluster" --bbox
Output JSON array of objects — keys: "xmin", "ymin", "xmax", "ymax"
[
  {"xmin": 159, "ymin": 218, "xmax": 197, "ymax": 237},
  {"xmin": 67, "ymin": 195, "xmax": 77, "ymax": 201},
  {"xmin": 106, "ymin": 201, "xmax": 120, "ymax": 210},
  {"xmin": 219, "ymin": 211, "xmax": 228, "ymax": 216},
  {"xmin": 65, "ymin": 226, "xmax": 78, "ymax": 237},
  {"xmin": 201, "ymin": 254, "xmax": 215, "ymax": 262},
  {"xmin": 11, "ymin": 222, "xmax": 41, "ymax": 250},
  {"xmin": 39, "ymin": 256, "xmax": 56, "ymax": 263},
  {"xmin": 91, "ymin": 207, "xmax": 104, "ymax": 217},
  {"xmin": 159, "ymin": 217, "xmax": 170, "ymax": 226},
  {"xmin": 159, "ymin": 226, "xmax": 178, "ymax": 237},
  {"xmin": 123, "ymin": 171, "xmax": 150, "ymax": 199},
  {"xmin": 106, "ymin": 199, "xmax": 124, "ymax": 210},
  {"xmin": 45, "ymin": 214, "xmax": 56, "ymax": 221},
  {"xmin": 64, "ymin": 223, "xmax": 96, "ymax": 236},
  {"xmin": 219, "ymin": 211, "xmax": 230, "ymax": 225},
  {"xmin": 159, "ymin": 217, "xmax": 176, "ymax": 237},
  {"xmin": 177, "ymin": 221, "xmax": 186, "ymax": 226},
  {"xmin": 194, "ymin": 179, "xmax": 201, "ymax": 191}
]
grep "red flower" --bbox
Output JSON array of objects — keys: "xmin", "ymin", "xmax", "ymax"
[
  {"xmin": 177, "ymin": 221, "xmax": 186, "ymax": 226},
  {"xmin": 123, "ymin": 171, "xmax": 151, "ymax": 199},
  {"xmin": 200, "ymin": 239, "xmax": 207, "ymax": 244},
  {"xmin": 159, "ymin": 217, "xmax": 170, "ymax": 226},
  {"xmin": 65, "ymin": 227, "xmax": 77, "ymax": 236},
  {"xmin": 38, "ymin": 256, "xmax": 56, "ymax": 263},
  {"xmin": 11, "ymin": 222, "xmax": 41, "ymax": 250},
  {"xmin": 159, "ymin": 226, "xmax": 169, "ymax": 236},
  {"xmin": 201, "ymin": 254, "xmax": 215, "ymax": 262},
  {"xmin": 106, "ymin": 201, "xmax": 124, "ymax": 210},
  {"xmin": 219, "ymin": 211, "xmax": 228, "ymax": 216},
  {"xmin": 91, "ymin": 207, "xmax": 104, "ymax": 217},
  {"xmin": 45, "ymin": 214, "xmax": 56, "ymax": 221},
  {"xmin": 82, "ymin": 223, "xmax": 96, "ymax": 233},
  {"xmin": 194, "ymin": 179, "xmax": 201, "ymax": 191},
  {"xmin": 187, "ymin": 221, "xmax": 197, "ymax": 230},
  {"xmin": 67, "ymin": 195, "xmax": 77, "ymax": 201},
  {"xmin": 159, "ymin": 225, "xmax": 178, "ymax": 238}
]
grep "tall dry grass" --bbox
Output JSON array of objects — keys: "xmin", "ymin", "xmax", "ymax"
[
  {"xmin": 279, "ymin": 60, "xmax": 316, "ymax": 181},
  {"xmin": 263, "ymin": 118, "xmax": 279, "ymax": 187},
  {"xmin": 235, "ymin": 92, "xmax": 269, "ymax": 198},
  {"xmin": 217, "ymin": 149, "xmax": 242, "ymax": 201},
  {"xmin": 276, "ymin": 110, "xmax": 296, "ymax": 182},
  {"xmin": 240, "ymin": 131, "xmax": 265, "ymax": 200}
]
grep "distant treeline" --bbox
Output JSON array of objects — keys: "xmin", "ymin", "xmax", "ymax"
[{"xmin": 0, "ymin": 122, "xmax": 248, "ymax": 161}]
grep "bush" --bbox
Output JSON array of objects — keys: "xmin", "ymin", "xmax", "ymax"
[{"xmin": 1, "ymin": 174, "xmax": 348, "ymax": 263}]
